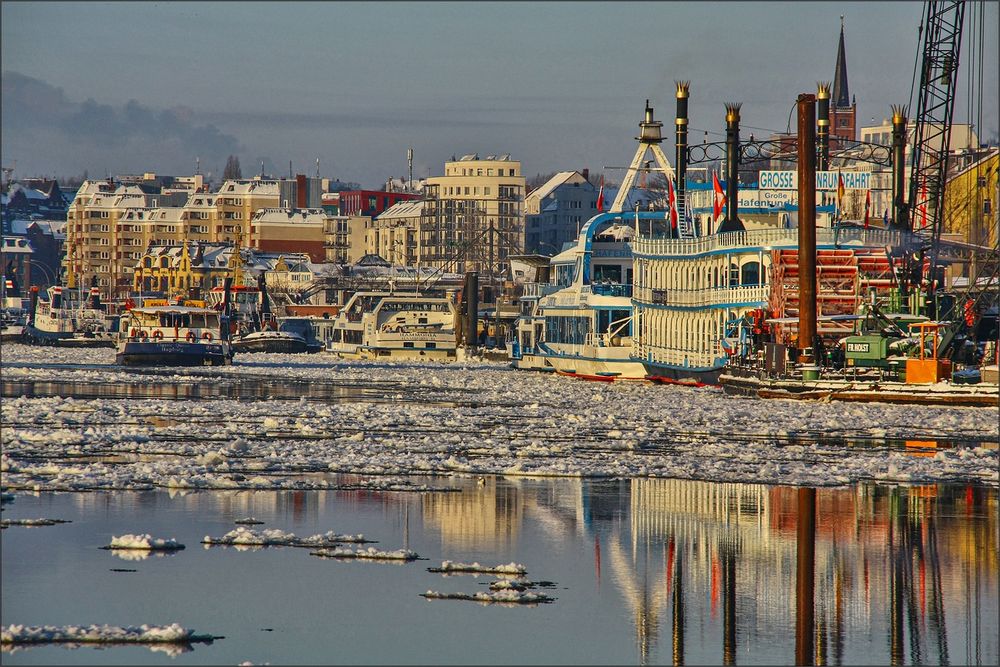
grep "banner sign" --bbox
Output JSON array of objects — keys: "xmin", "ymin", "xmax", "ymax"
[
  {"xmin": 738, "ymin": 190, "xmax": 795, "ymax": 208},
  {"xmin": 759, "ymin": 171, "xmax": 871, "ymax": 191}
]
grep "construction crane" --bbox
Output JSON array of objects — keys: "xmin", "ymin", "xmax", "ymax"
[
  {"xmin": 902, "ymin": 0, "xmax": 1000, "ymax": 362},
  {"xmin": 902, "ymin": 0, "xmax": 966, "ymax": 315}
]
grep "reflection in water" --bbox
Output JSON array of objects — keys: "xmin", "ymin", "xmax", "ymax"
[
  {"xmin": 13, "ymin": 479, "xmax": 995, "ymax": 665},
  {"xmin": 0, "ymin": 642, "xmax": 196, "ymax": 658},
  {"xmin": 422, "ymin": 477, "xmax": 523, "ymax": 550}
]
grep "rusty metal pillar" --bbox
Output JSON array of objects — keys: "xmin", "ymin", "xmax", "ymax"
[
  {"xmin": 795, "ymin": 487, "xmax": 817, "ymax": 666},
  {"xmin": 464, "ymin": 271, "xmax": 479, "ymax": 353},
  {"xmin": 797, "ymin": 93, "xmax": 817, "ymax": 367},
  {"xmin": 817, "ymin": 83, "xmax": 831, "ymax": 171},
  {"xmin": 676, "ymin": 81, "xmax": 690, "ymax": 229}
]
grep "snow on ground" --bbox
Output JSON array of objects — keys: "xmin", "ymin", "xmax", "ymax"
[
  {"xmin": 0, "ymin": 623, "xmax": 214, "ymax": 645},
  {"xmin": 107, "ymin": 534, "xmax": 184, "ymax": 550},
  {"xmin": 1, "ymin": 344, "xmax": 997, "ymax": 492},
  {"xmin": 202, "ymin": 526, "xmax": 368, "ymax": 547}
]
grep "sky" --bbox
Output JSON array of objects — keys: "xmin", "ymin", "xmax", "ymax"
[{"xmin": 2, "ymin": 1, "xmax": 997, "ymax": 189}]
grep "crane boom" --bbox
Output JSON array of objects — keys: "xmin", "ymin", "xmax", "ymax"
[{"xmin": 904, "ymin": 0, "xmax": 966, "ymax": 315}]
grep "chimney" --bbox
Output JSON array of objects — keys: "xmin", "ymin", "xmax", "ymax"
[{"xmin": 581, "ymin": 168, "xmax": 590, "ymax": 183}]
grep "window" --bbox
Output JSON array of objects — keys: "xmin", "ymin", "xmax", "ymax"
[{"xmin": 464, "ymin": 187, "xmax": 470, "ymax": 195}]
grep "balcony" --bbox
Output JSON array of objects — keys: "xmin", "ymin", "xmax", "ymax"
[
  {"xmin": 590, "ymin": 283, "xmax": 632, "ymax": 298},
  {"xmin": 633, "ymin": 227, "xmax": 903, "ymax": 258}
]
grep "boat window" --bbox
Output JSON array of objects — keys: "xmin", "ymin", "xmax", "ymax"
[
  {"xmin": 403, "ymin": 342, "xmax": 415, "ymax": 348},
  {"xmin": 729, "ymin": 263, "xmax": 740, "ymax": 288},
  {"xmin": 426, "ymin": 342, "xmax": 436, "ymax": 349},
  {"xmin": 593, "ymin": 264, "xmax": 622, "ymax": 283},
  {"xmin": 741, "ymin": 261, "xmax": 761, "ymax": 286}
]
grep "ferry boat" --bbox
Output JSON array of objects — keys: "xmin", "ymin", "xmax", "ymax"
[
  {"xmin": 327, "ymin": 291, "xmax": 458, "ymax": 360},
  {"xmin": 116, "ymin": 300, "xmax": 232, "ymax": 366},
  {"xmin": 24, "ymin": 286, "xmax": 117, "ymax": 347},
  {"xmin": 511, "ymin": 215, "xmax": 650, "ymax": 381}
]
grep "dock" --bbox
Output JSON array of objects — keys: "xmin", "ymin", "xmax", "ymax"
[{"xmin": 719, "ymin": 372, "xmax": 999, "ymax": 407}]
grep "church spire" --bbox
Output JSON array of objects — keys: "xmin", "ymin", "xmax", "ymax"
[{"xmin": 832, "ymin": 15, "xmax": 851, "ymax": 108}]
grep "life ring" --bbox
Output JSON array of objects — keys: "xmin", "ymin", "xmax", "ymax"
[
  {"xmin": 139, "ymin": 330, "xmax": 148, "ymax": 340},
  {"xmin": 130, "ymin": 328, "xmax": 138, "ymax": 338},
  {"xmin": 202, "ymin": 332, "xmax": 214, "ymax": 341},
  {"xmin": 186, "ymin": 331, "xmax": 197, "ymax": 342},
  {"xmin": 152, "ymin": 330, "xmax": 164, "ymax": 340}
]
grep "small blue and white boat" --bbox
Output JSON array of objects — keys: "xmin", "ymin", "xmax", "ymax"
[{"xmin": 116, "ymin": 301, "xmax": 232, "ymax": 366}]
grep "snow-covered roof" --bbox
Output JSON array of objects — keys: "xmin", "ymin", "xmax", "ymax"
[
  {"xmin": 526, "ymin": 171, "xmax": 587, "ymax": 204},
  {"xmin": 218, "ymin": 179, "xmax": 281, "ymax": 196},
  {"xmin": 250, "ymin": 208, "xmax": 326, "ymax": 224},
  {"xmin": 376, "ymin": 200, "xmax": 424, "ymax": 220}
]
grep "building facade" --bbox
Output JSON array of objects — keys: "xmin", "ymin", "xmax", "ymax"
[
  {"xmin": 422, "ymin": 154, "xmax": 526, "ymax": 275},
  {"xmin": 524, "ymin": 171, "xmax": 597, "ymax": 255}
]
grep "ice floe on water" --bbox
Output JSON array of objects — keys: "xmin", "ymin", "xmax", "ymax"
[
  {"xmin": 0, "ymin": 623, "xmax": 216, "ymax": 646},
  {"xmin": 0, "ymin": 518, "xmax": 70, "ymax": 528},
  {"xmin": 428, "ymin": 561, "xmax": 528, "ymax": 575},
  {"xmin": 420, "ymin": 590, "xmax": 555, "ymax": 605},
  {"xmin": 1, "ymin": 345, "xmax": 997, "ymax": 491},
  {"xmin": 106, "ymin": 534, "xmax": 184, "ymax": 550},
  {"xmin": 309, "ymin": 546, "xmax": 419, "ymax": 561},
  {"xmin": 234, "ymin": 517, "xmax": 264, "ymax": 525},
  {"xmin": 202, "ymin": 526, "xmax": 370, "ymax": 547}
]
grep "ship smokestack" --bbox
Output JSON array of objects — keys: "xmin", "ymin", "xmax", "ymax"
[
  {"xmin": 51, "ymin": 286, "xmax": 63, "ymax": 310},
  {"xmin": 890, "ymin": 105, "xmax": 908, "ymax": 230},
  {"xmin": 719, "ymin": 103, "xmax": 744, "ymax": 232},
  {"xmin": 675, "ymin": 81, "xmax": 690, "ymax": 232},
  {"xmin": 816, "ymin": 83, "xmax": 831, "ymax": 171},
  {"xmin": 28, "ymin": 286, "xmax": 39, "ymax": 327},
  {"xmin": 464, "ymin": 271, "xmax": 478, "ymax": 353}
]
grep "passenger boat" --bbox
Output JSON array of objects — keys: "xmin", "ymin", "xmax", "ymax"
[
  {"xmin": 511, "ymin": 216, "xmax": 649, "ymax": 381},
  {"xmin": 327, "ymin": 291, "xmax": 458, "ymax": 360},
  {"xmin": 24, "ymin": 286, "xmax": 117, "ymax": 347},
  {"xmin": 116, "ymin": 300, "xmax": 232, "ymax": 366},
  {"xmin": 512, "ymin": 100, "xmax": 898, "ymax": 386}
]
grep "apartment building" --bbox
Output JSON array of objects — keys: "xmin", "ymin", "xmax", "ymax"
[
  {"xmin": 369, "ymin": 200, "xmax": 423, "ymax": 267},
  {"xmin": 249, "ymin": 208, "xmax": 326, "ymax": 262},
  {"xmin": 523, "ymin": 171, "xmax": 597, "ymax": 255},
  {"xmin": 215, "ymin": 179, "xmax": 281, "ymax": 245},
  {"xmin": 64, "ymin": 181, "xmax": 155, "ymax": 293},
  {"xmin": 323, "ymin": 215, "xmax": 372, "ymax": 265},
  {"xmin": 422, "ymin": 154, "xmax": 525, "ymax": 274}
]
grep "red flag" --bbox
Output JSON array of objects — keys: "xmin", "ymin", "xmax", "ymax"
[
  {"xmin": 837, "ymin": 170, "xmax": 846, "ymax": 218},
  {"xmin": 712, "ymin": 170, "xmax": 726, "ymax": 220},
  {"xmin": 864, "ymin": 189, "xmax": 871, "ymax": 228},
  {"xmin": 596, "ymin": 175, "xmax": 605, "ymax": 212},
  {"xmin": 667, "ymin": 177, "xmax": 678, "ymax": 229},
  {"xmin": 124, "ymin": 296, "xmax": 135, "ymax": 310},
  {"xmin": 918, "ymin": 182, "xmax": 928, "ymax": 228}
]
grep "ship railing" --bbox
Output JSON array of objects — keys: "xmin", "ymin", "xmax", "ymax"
[
  {"xmin": 631, "ymin": 341, "xmax": 722, "ymax": 368},
  {"xmin": 632, "ymin": 284, "xmax": 770, "ymax": 308},
  {"xmin": 590, "ymin": 283, "xmax": 632, "ymax": 297},
  {"xmin": 584, "ymin": 332, "xmax": 632, "ymax": 348},
  {"xmin": 633, "ymin": 227, "xmax": 902, "ymax": 257},
  {"xmin": 521, "ymin": 282, "xmax": 562, "ymax": 299}
]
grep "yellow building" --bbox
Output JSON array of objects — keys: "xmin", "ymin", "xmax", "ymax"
[
  {"xmin": 324, "ymin": 215, "xmax": 372, "ymax": 264},
  {"xmin": 422, "ymin": 154, "xmax": 526, "ymax": 274},
  {"xmin": 215, "ymin": 179, "xmax": 281, "ymax": 245},
  {"xmin": 942, "ymin": 148, "xmax": 998, "ymax": 249}
]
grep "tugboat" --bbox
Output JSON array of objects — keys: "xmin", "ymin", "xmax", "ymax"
[
  {"xmin": 23, "ymin": 284, "xmax": 117, "ymax": 347},
  {"xmin": 229, "ymin": 273, "xmax": 317, "ymax": 354},
  {"xmin": 116, "ymin": 298, "xmax": 232, "ymax": 366}
]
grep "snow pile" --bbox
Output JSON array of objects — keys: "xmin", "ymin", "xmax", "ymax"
[
  {"xmin": 428, "ymin": 561, "xmax": 527, "ymax": 575},
  {"xmin": 1, "ymin": 623, "xmax": 215, "ymax": 645},
  {"xmin": 309, "ymin": 546, "xmax": 419, "ymax": 561},
  {"xmin": 107, "ymin": 534, "xmax": 184, "ymax": 550},
  {"xmin": 420, "ymin": 590, "xmax": 554, "ymax": 604},
  {"xmin": 202, "ymin": 526, "xmax": 368, "ymax": 547}
]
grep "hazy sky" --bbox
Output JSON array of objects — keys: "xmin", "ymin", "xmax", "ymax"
[{"xmin": 2, "ymin": 1, "xmax": 997, "ymax": 188}]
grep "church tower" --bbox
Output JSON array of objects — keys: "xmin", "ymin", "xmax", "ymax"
[{"xmin": 829, "ymin": 16, "xmax": 857, "ymax": 148}]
